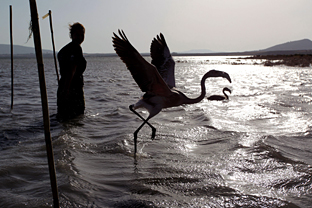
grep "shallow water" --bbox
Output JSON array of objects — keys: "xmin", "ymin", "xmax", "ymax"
[{"xmin": 1, "ymin": 56, "xmax": 312, "ymax": 207}]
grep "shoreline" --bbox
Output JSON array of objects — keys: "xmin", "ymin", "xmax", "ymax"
[{"xmin": 1, "ymin": 52, "xmax": 312, "ymax": 67}]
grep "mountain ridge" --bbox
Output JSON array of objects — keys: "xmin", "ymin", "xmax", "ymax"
[
  {"xmin": 1, "ymin": 39, "xmax": 312, "ymax": 56},
  {"xmin": 0, "ymin": 44, "xmax": 52, "ymax": 55},
  {"xmin": 261, "ymin": 39, "xmax": 312, "ymax": 51}
]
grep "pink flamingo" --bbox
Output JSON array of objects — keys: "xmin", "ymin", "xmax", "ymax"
[{"xmin": 112, "ymin": 30, "xmax": 231, "ymax": 154}]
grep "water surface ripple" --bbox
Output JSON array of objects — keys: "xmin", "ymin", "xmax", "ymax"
[{"xmin": 0, "ymin": 56, "xmax": 312, "ymax": 207}]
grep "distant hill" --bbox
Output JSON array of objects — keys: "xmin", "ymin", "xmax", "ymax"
[
  {"xmin": 262, "ymin": 39, "xmax": 312, "ymax": 51},
  {"xmin": 0, "ymin": 44, "xmax": 52, "ymax": 55},
  {"xmin": 180, "ymin": 49, "xmax": 215, "ymax": 54},
  {"xmin": 174, "ymin": 38, "xmax": 312, "ymax": 56}
]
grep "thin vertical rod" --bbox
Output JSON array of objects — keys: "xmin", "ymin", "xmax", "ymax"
[
  {"xmin": 48, "ymin": 10, "xmax": 59, "ymax": 84},
  {"xmin": 29, "ymin": 1, "xmax": 59, "ymax": 207},
  {"xmin": 10, "ymin": 5, "xmax": 13, "ymax": 110}
]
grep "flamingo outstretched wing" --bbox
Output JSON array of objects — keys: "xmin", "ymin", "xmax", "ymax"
[
  {"xmin": 150, "ymin": 33, "xmax": 176, "ymax": 89},
  {"xmin": 112, "ymin": 30, "xmax": 171, "ymax": 96}
]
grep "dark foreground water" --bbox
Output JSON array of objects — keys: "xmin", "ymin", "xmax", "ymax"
[{"xmin": 1, "ymin": 56, "xmax": 312, "ymax": 207}]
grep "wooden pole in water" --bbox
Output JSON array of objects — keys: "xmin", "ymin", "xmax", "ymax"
[
  {"xmin": 28, "ymin": 1, "xmax": 59, "ymax": 207},
  {"xmin": 10, "ymin": 5, "xmax": 13, "ymax": 110},
  {"xmin": 48, "ymin": 10, "xmax": 60, "ymax": 84}
]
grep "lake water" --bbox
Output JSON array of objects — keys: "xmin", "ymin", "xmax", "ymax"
[{"xmin": 1, "ymin": 55, "xmax": 312, "ymax": 207}]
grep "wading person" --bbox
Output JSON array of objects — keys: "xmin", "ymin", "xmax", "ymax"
[{"xmin": 57, "ymin": 22, "xmax": 87, "ymax": 121}]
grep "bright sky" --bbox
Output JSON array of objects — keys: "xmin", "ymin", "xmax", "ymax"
[{"xmin": 1, "ymin": 0, "xmax": 312, "ymax": 53}]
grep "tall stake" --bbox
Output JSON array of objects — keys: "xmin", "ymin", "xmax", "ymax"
[
  {"xmin": 48, "ymin": 10, "xmax": 59, "ymax": 84},
  {"xmin": 29, "ymin": 1, "xmax": 59, "ymax": 207},
  {"xmin": 10, "ymin": 5, "xmax": 13, "ymax": 110}
]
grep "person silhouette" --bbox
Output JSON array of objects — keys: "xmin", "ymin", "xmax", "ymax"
[{"xmin": 56, "ymin": 22, "xmax": 87, "ymax": 121}]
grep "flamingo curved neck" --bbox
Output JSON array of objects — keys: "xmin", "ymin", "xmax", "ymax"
[
  {"xmin": 184, "ymin": 75, "xmax": 208, "ymax": 104},
  {"xmin": 223, "ymin": 89, "xmax": 229, "ymax": 100}
]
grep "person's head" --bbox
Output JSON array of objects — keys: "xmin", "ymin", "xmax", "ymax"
[{"xmin": 69, "ymin": 22, "xmax": 85, "ymax": 44}]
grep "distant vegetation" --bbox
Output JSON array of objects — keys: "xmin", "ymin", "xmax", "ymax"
[{"xmin": 244, "ymin": 54, "xmax": 312, "ymax": 67}]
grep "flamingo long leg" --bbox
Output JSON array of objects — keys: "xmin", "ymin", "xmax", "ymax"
[{"xmin": 129, "ymin": 105, "xmax": 156, "ymax": 154}]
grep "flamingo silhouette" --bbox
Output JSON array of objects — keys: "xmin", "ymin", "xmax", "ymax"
[
  {"xmin": 112, "ymin": 30, "xmax": 231, "ymax": 154},
  {"xmin": 207, "ymin": 87, "xmax": 232, "ymax": 101}
]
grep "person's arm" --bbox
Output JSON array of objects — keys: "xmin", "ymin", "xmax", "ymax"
[{"xmin": 63, "ymin": 63, "xmax": 77, "ymax": 95}]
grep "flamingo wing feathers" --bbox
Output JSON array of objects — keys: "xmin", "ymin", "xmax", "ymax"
[
  {"xmin": 150, "ymin": 33, "xmax": 176, "ymax": 88},
  {"xmin": 112, "ymin": 30, "xmax": 171, "ymax": 96}
]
